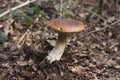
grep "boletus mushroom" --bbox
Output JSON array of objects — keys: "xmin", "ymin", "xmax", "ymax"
[{"xmin": 47, "ymin": 18, "xmax": 84, "ymax": 63}]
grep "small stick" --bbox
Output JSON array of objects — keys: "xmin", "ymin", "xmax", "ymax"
[
  {"xmin": 0, "ymin": 0, "xmax": 36, "ymax": 18},
  {"xmin": 80, "ymin": 19, "xmax": 120, "ymax": 39},
  {"xmin": 79, "ymin": 0, "xmax": 86, "ymax": 10},
  {"xmin": 60, "ymin": 0, "xmax": 63, "ymax": 18},
  {"xmin": 117, "ymin": 0, "xmax": 120, "ymax": 19},
  {"xmin": 17, "ymin": 29, "xmax": 30, "ymax": 48},
  {"xmin": 82, "ymin": 7, "xmax": 106, "ymax": 21}
]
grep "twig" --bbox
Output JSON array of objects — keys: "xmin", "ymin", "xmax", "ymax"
[
  {"xmin": 80, "ymin": 19, "xmax": 120, "ymax": 39},
  {"xmin": 117, "ymin": 0, "xmax": 120, "ymax": 19},
  {"xmin": 82, "ymin": 7, "xmax": 106, "ymax": 21},
  {"xmin": 60, "ymin": 0, "xmax": 63, "ymax": 18},
  {"xmin": 17, "ymin": 29, "xmax": 31, "ymax": 48},
  {"xmin": 79, "ymin": 0, "xmax": 86, "ymax": 11},
  {"xmin": 85, "ymin": 0, "xmax": 102, "ymax": 22},
  {"xmin": 0, "ymin": 0, "xmax": 36, "ymax": 18}
]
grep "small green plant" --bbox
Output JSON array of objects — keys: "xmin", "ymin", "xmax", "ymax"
[
  {"xmin": 0, "ymin": 33, "xmax": 7, "ymax": 41},
  {"xmin": 55, "ymin": 5, "xmax": 70, "ymax": 16},
  {"xmin": 10, "ymin": 10, "xmax": 32, "ymax": 26},
  {"xmin": 25, "ymin": 7, "xmax": 43, "ymax": 14},
  {"xmin": 44, "ymin": 0, "xmax": 48, "ymax": 2},
  {"xmin": 64, "ymin": 0, "xmax": 74, "ymax": 2},
  {"xmin": 25, "ymin": 7, "xmax": 47, "ymax": 18},
  {"xmin": 0, "ymin": 9, "xmax": 3, "ymax": 14},
  {"xmin": 10, "ymin": 7, "xmax": 47, "ymax": 26}
]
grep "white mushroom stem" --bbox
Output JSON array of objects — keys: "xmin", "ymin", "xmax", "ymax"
[{"xmin": 47, "ymin": 32, "xmax": 68, "ymax": 63}]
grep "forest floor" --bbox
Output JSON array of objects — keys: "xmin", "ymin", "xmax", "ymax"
[{"xmin": 0, "ymin": 0, "xmax": 120, "ymax": 80}]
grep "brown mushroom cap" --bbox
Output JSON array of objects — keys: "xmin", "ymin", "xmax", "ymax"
[{"xmin": 48, "ymin": 18, "xmax": 84, "ymax": 33}]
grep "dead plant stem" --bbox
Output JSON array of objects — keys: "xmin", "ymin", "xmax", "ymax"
[
  {"xmin": 80, "ymin": 19, "xmax": 120, "ymax": 39},
  {"xmin": 0, "ymin": 0, "xmax": 36, "ymax": 18},
  {"xmin": 60, "ymin": 0, "xmax": 63, "ymax": 18}
]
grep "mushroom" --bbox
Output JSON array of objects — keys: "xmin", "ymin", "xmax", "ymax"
[{"xmin": 47, "ymin": 18, "xmax": 84, "ymax": 63}]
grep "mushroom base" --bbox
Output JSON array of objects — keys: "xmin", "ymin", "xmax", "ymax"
[{"xmin": 47, "ymin": 32, "xmax": 67, "ymax": 63}]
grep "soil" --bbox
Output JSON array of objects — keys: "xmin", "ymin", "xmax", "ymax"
[{"xmin": 0, "ymin": 0, "xmax": 120, "ymax": 80}]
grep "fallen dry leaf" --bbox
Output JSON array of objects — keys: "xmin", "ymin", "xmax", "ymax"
[
  {"xmin": 68, "ymin": 65, "xmax": 87, "ymax": 74},
  {"xmin": 105, "ymin": 59, "xmax": 117, "ymax": 67}
]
